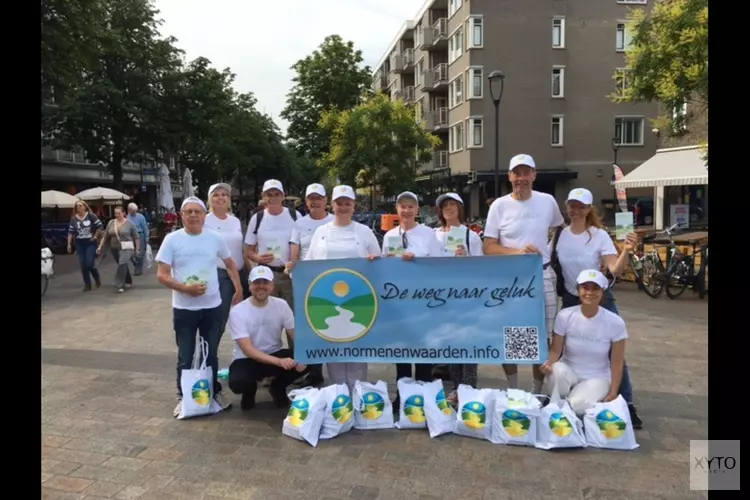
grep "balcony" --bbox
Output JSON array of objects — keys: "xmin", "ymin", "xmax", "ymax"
[
  {"xmin": 402, "ymin": 48, "xmax": 415, "ymax": 67},
  {"xmin": 417, "ymin": 26, "xmax": 434, "ymax": 49},
  {"xmin": 431, "ymin": 107, "xmax": 449, "ymax": 130},
  {"xmin": 403, "ymin": 86, "xmax": 416, "ymax": 103},
  {"xmin": 41, "ymin": 147, "xmax": 88, "ymax": 164},
  {"xmin": 432, "ymin": 18, "xmax": 448, "ymax": 48},
  {"xmin": 432, "ymin": 64, "xmax": 449, "ymax": 90},
  {"xmin": 389, "ymin": 52, "xmax": 404, "ymax": 73},
  {"xmin": 392, "ymin": 88, "xmax": 402, "ymax": 101},
  {"xmin": 373, "ymin": 72, "xmax": 387, "ymax": 92}
]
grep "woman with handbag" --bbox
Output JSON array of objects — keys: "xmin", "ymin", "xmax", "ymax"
[
  {"xmin": 97, "ymin": 206, "xmax": 140, "ymax": 293},
  {"xmin": 549, "ymin": 188, "xmax": 642, "ymax": 428}
]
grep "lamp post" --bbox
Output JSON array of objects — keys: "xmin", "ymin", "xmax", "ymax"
[{"xmin": 488, "ymin": 70, "xmax": 506, "ymax": 199}]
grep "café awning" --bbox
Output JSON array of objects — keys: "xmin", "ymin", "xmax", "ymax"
[{"xmin": 615, "ymin": 145, "xmax": 708, "ymax": 189}]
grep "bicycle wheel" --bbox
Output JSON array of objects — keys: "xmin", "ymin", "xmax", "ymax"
[
  {"xmin": 665, "ymin": 260, "xmax": 690, "ymax": 299},
  {"xmin": 41, "ymin": 274, "xmax": 49, "ymax": 298},
  {"xmin": 640, "ymin": 255, "xmax": 665, "ymax": 298}
]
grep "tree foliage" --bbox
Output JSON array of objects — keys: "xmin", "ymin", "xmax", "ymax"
[
  {"xmin": 613, "ymin": 0, "xmax": 708, "ymax": 136},
  {"xmin": 281, "ymin": 35, "xmax": 372, "ymax": 163},
  {"xmin": 320, "ymin": 92, "xmax": 440, "ymax": 198}
]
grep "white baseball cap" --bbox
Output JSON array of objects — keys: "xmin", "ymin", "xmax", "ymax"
[
  {"xmin": 567, "ymin": 188, "xmax": 593, "ymax": 206},
  {"xmin": 208, "ymin": 183, "xmax": 232, "ymax": 198},
  {"xmin": 305, "ymin": 183, "xmax": 326, "ymax": 197},
  {"xmin": 435, "ymin": 192, "xmax": 463, "ymax": 207},
  {"xmin": 249, "ymin": 265, "xmax": 274, "ymax": 283},
  {"xmin": 576, "ymin": 269, "xmax": 608, "ymax": 289},
  {"xmin": 181, "ymin": 197, "xmax": 207, "ymax": 212},
  {"xmin": 332, "ymin": 185, "xmax": 356, "ymax": 200},
  {"xmin": 262, "ymin": 179, "xmax": 284, "ymax": 193},
  {"xmin": 509, "ymin": 154, "xmax": 536, "ymax": 171},
  {"xmin": 396, "ymin": 191, "xmax": 419, "ymax": 203}
]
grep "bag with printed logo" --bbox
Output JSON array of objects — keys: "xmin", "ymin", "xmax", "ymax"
[
  {"xmin": 583, "ymin": 395, "xmax": 639, "ymax": 450},
  {"xmin": 282, "ymin": 387, "xmax": 326, "ymax": 447},
  {"xmin": 453, "ymin": 384, "xmax": 494, "ymax": 441},
  {"xmin": 177, "ymin": 336, "xmax": 222, "ymax": 420},
  {"xmin": 422, "ymin": 379, "xmax": 456, "ymax": 438},
  {"xmin": 490, "ymin": 389, "xmax": 542, "ymax": 447},
  {"xmin": 145, "ymin": 245, "xmax": 154, "ymax": 268},
  {"xmin": 535, "ymin": 400, "xmax": 587, "ymax": 450},
  {"xmin": 353, "ymin": 380, "xmax": 394, "ymax": 430},
  {"xmin": 395, "ymin": 378, "xmax": 427, "ymax": 430},
  {"xmin": 319, "ymin": 383, "xmax": 355, "ymax": 440}
]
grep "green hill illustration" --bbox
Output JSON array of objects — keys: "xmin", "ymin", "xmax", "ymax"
[{"xmin": 307, "ymin": 294, "xmax": 376, "ymax": 331}]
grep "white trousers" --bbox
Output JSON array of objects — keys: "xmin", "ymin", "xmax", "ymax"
[
  {"xmin": 327, "ymin": 363, "xmax": 368, "ymax": 393},
  {"xmin": 543, "ymin": 361, "xmax": 610, "ymax": 415}
]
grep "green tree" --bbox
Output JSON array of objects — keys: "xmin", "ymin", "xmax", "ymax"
[
  {"xmin": 44, "ymin": 0, "xmax": 183, "ymax": 190},
  {"xmin": 281, "ymin": 35, "xmax": 372, "ymax": 164},
  {"xmin": 612, "ymin": 0, "xmax": 708, "ymax": 137},
  {"xmin": 320, "ymin": 92, "xmax": 440, "ymax": 205}
]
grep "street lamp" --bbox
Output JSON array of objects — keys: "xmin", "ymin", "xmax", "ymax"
[
  {"xmin": 612, "ymin": 135, "xmax": 621, "ymax": 165},
  {"xmin": 488, "ymin": 70, "xmax": 506, "ymax": 198}
]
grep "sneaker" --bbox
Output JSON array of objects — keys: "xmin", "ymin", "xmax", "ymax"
[
  {"xmin": 83, "ymin": 284, "xmax": 92, "ymax": 292},
  {"xmin": 94, "ymin": 279, "xmax": 101, "ymax": 289},
  {"xmin": 117, "ymin": 288, "xmax": 125, "ymax": 293},
  {"xmin": 173, "ymin": 398, "xmax": 182, "ymax": 418},
  {"xmin": 124, "ymin": 283, "xmax": 132, "ymax": 289},
  {"xmin": 241, "ymin": 382, "xmax": 258, "ymax": 411},
  {"xmin": 214, "ymin": 391, "xmax": 232, "ymax": 411},
  {"xmin": 628, "ymin": 404, "xmax": 643, "ymax": 429}
]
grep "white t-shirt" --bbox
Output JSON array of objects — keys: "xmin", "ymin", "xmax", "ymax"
[
  {"xmin": 305, "ymin": 221, "xmax": 381, "ymax": 261},
  {"xmin": 553, "ymin": 306, "xmax": 628, "ymax": 381},
  {"xmin": 244, "ymin": 208, "xmax": 302, "ymax": 267},
  {"xmin": 484, "ymin": 191, "xmax": 565, "ymax": 265},
  {"xmin": 381, "ymin": 224, "xmax": 443, "ymax": 257},
  {"xmin": 434, "ymin": 225, "xmax": 485, "ymax": 256},
  {"xmin": 229, "ymin": 297, "xmax": 294, "ymax": 360},
  {"xmin": 155, "ymin": 229, "xmax": 231, "ymax": 310},
  {"xmin": 290, "ymin": 213, "xmax": 334, "ymax": 260},
  {"xmin": 204, "ymin": 212, "xmax": 244, "ymax": 271},
  {"xmin": 554, "ymin": 227, "xmax": 618, "ymax": 296}
]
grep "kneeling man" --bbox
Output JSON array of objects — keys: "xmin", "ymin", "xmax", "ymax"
[{"xmin": 227, "ymin": 265, "xmax": 308, "ymax": 409}]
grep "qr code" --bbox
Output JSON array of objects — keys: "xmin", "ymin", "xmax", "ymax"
[{"xmin": 503, "ymin": 326, "xmax": 540, "ymax": 361}]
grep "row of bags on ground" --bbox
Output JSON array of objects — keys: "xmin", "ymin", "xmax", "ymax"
[{"xmin": 282, "ymin": 378, "xmax": 639, "ymax": 450}]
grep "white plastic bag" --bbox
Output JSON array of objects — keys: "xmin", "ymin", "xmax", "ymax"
[
  {"xmin": 453, "ymin": 384, "xmax": 494, "ymax": 441},
  {"xmin": 319, "ymin": 383, "xmax": 355, "ymax": 440},
  {"xmin": 282, "ymin": 387, "xmax": 326, "ymax": 447},
  {"xmin": 177, "ymin": 337, "xmax": 222, "ymax": 419},
  {"xmin": 41, "ymin": 248, "xmax": 54, "ymax": 276},
  {"xmin": 423, "ymin": 380, "xmax": 455, "ymax": 438},
  {"xmin": 535, "ymin": 400, "xmax": 587, "ymax": 450},
  {"xmin": 583, "ymin": 395, "xmax": 639, "ymax": 450},
  {"xmin": 353, "ymin": 380, "xmax": 394, "ymax": 430},
  {"xmin": 490, "ymin": 389, "xmax": 542, "ymax": 446},
  {"xmin": 146, "ymin": 245, "xmax": 154, "ymax": 268},
  {"xmin": 395, "ymin": 378, "xmax": 427, "ymax": 430}
]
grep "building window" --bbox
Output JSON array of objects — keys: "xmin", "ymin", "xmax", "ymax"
[
  {"xmin": 467, "ymin": 16, "xmax": 483, "ymax": 48},
  {"xmin": 415, "ymin": 100, "xmax": 423, "ymax": 123},
  {"xmin": 551, "ymin": 66, "xmax": 565, "ymax": 98},
  {"xmin": 615, "ymin": 68, "xmax": 631, "ymax": 96},
  {"xmin": 468, "ymin": 117, "xmax": 483, "ymax": 148},
  {"xmin": 448, "ymin": 0, "xmax": 463, "ymax": 18},
  {"xmin": 614, "ymin": 117, "xmax": 644, "ymax": 145},
  {"xmin": 552, "ymin": 17, "xmax": 565, "ymax": 48},
  {"xmin": 416, "ymin": 60, "xmax": 424, "ymax": 86},
  {"xmin": 449, "ymin": 122, "xmax": 464, "ymax": 152},
  {"xmin": 672, "ymin": 102, "xmax": 688, "ymax": 133},
  {"xmin": 449, "ymin": 27, "xmax": 464, "ymax": 63},
  {"xmin": 449, "ymin": 74, "xmax": 464, "ymax": 108},
  {"xmin": 616, "ymin": 22, "xmax": 633, "ymax": 51},
  {"xmin": 467, "ymin": 68, "xmax": 483, "ymax": 98},
  {"xmin": 551, "ymin": 116, "xmax": 564, "ymax": 147}
]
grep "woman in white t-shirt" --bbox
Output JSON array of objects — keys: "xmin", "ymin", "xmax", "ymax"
[
  {"xmin": 382, "ymin": 191, "xmax": 443, "ymax": 408},
  {"xmin": 551, "ymin": 187, "xmax": 642, "ymax": 428},
  {"xmin": 305, "ymin": 185, "xmax": 381, "ymax": 392},
  {"xmin": 204, "ymin": 183, "xmax": 249, "ymax": 344},
  {"xmin": 541, "ymin": 269, "xmax": 628, "ymax": 415},
  {"xmin": 432, "ymin": 192, "xmax": 483, "ymax": 405}
]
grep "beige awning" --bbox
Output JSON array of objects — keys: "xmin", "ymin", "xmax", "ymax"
[{"xmin": 615, "ymin": 145, "xmax": 708, "ymax": 189}]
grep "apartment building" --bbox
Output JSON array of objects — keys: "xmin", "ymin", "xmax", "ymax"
[{"xmin": 372, "ymin": 0, "xmax": 659, "ymax": 218}]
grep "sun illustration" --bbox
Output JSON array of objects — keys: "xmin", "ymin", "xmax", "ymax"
[{"xmin": 333, "ymin": 280, "xmax": 349, "ymax": 297}]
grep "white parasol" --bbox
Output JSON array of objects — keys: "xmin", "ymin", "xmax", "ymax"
[
  {"xmin": 41, "ymin": 190, "xmax": 79, "ymax": 208},
  {"xmin": 157, "ymin": 163, "xmax": 175, "ymax": 211},
  {"xmin": 76, "ymin": 186, "xmax": 130, "ymax": 202},
  {"xmin": 182, "ymin": 168, "xmax": 195, "ymax": 199}
]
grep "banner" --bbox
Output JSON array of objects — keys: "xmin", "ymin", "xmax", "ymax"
[
  {"xmin": 291, "ymin": 254, "xmax": 548, "ymax": 365},
  {"xmin": 612, "ymin": 164, "xmax": 629, "ymax": 212}
]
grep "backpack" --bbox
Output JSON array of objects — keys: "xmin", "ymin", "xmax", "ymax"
[
  {"xmin": 465, "ymin": 226, "xmax": 471, "ymax": 254},
  {"xmin": 549, "ymin": 226, "xmax": 566, "ymax": 297},
  {"xmin": 253, "ymin": 206, "xmax": 297, "ymax": 235}
]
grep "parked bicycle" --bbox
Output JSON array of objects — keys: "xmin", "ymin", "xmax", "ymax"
[
  {"xmin": 627, "ymin": 222, "xmax": 686, "ymax": 298},
  {"xmin": 664, "ymin": 234, "xmax": 707, "ymax": 300}
]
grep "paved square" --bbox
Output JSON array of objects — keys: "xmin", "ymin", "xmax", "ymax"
[{"xmin": 43, "ymin": 256, "xmax": 708, "ymax": 499}]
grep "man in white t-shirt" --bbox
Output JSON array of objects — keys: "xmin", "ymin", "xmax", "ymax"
[
  {"xmin": 227, "ymin": 266, "xmax": 308, "ymax": 410},
  {"xmin": 287, "ymin": 183, "xmax": 334, "ymax": 386},
  {"xmin": 483, "ymin": 153, "xmax": 565, "ymax": 394},
  {"xmin": 156, "ymin": 197, "xmax": 243, "ymax": 417}
]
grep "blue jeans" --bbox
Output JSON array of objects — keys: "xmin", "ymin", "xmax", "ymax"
[
  {"xmin": 217, "ymin": 267, "xmax": 249, "ymax": 342},
  {"xmin": 173, "ymin": 305, "xmax": 223, "ymax": 397},
  {"xmin": 561, "ymin": 289, "xmax": 635, "ymax": 405},
  {"xmin": 134, "ymin": 235, "xmax": 147, "ymax": 274},
  {"xmin": 75, "ymin": 239, "xmax": 100, "ymax": 286}
]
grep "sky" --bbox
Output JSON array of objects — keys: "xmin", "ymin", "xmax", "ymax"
[{"xmin": 153, "ymin": 0, "xmax": 425, "ymax": 134}]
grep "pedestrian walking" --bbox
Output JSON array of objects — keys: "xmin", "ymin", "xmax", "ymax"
[
  {"xmin": 67, "ymin": 199, "xmax": 103, "ymax": 291},
  {"xmin": 97, "ymin": 206, "xmax": 140, "ymax": 293},
  {"xmin": 127, "ymin": 203, "xmax": 149, "ymax": 275}
]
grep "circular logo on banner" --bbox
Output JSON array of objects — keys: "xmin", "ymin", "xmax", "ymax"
[{"xmin": 304, "ymin": 268, "xmax": 378, "ymax": 342}]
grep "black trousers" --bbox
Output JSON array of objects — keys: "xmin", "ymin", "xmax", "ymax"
[
  {"xmin": 396, "ymin": 363, "xmax": 433, "ymax": 382},
  {"xmin": 228, "ymin": 349, "xmax": 308, "ymax": 395}
]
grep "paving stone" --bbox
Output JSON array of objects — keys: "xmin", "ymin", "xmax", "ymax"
[
  {"xmin": 82, "ymin": 481, "xmax": 126, "ymax": 497},
  {"xmin": 100, "ymin": 456, "xmax": 151, "ymax": 472},
  {"xmin": 44, "ymin": 476, "xmax": 94, "ymax": 493},
  {"xmin": 141, "ymin": 475, "xmax": 175, "ymax": 490},
  {"xmin": 69, "ymin": 465, "xmax": 122, "ymax": 482},
  {"xmin": 136, "ymin": 448, "xmax": 182, "ymax": 462}
]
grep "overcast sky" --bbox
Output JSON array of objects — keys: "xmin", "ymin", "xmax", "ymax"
[{"xmin": 154, "ymin": 0, "xmax": 425, "ymax": 133}]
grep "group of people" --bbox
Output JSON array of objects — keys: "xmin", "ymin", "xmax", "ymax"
[{"xmin": 153, "ymin": 153, "xmax": 643, "ymax": 429}]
